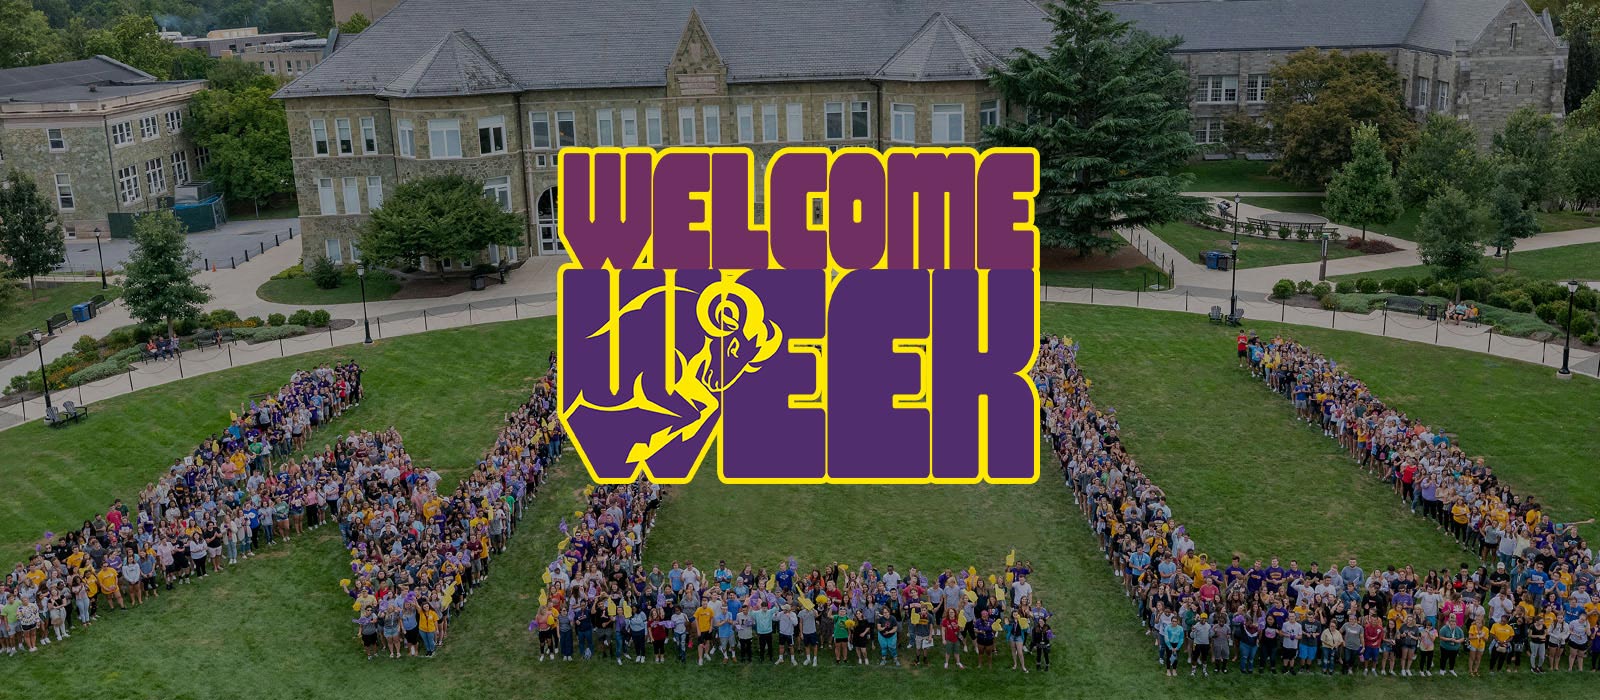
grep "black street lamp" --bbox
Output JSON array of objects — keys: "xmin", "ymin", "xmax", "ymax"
[
  {"xmin": 1318, "ymin": 230, "xmax": 1331, "ymax": 281},
  {"xmin": 93, "ymin": 227, "xmax": 107, "ymax": 289},
  {"xmin": 30, "ymin": 330, "xmax": 53, "ymax": 414},
  {"xmin": 357, "ymin": 264, "xmax": 373, "ymax": 345},
  {"xmin": 1557, "ymin": 279, "xmax": 1580, "ymax": 378},
  {"xmin": 1232, "ymin": 194, "xmax": 1241, "ymax": 236},
  {"xmin": 1229, "ymin": 237, "xmax": 1240, "ymax": 317}
]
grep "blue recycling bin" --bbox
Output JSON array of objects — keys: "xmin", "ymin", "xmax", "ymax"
[
  {"xmin": 1203, "ymin": 251, "xmax": 1222, "ymax": 270},
  {"xmin": 71, "ymin": 302, "xmax": 92, "ymax": 323}
]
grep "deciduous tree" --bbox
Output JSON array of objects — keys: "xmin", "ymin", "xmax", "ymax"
[
  {"xmin": 360, "ymin": 175, "xmax": 525, "ymax": 278},
  {"xmin": 1488, "ymin": 183, "xmax": 1541, "ymax": 271},
  {"xmin": 1398, "ymin": 114, "xmax": 1497, "ymax": 206},
  {"xmin": 0, "ymin": 171, "xmax": 67, "ymax": 298},
  {"xmin": 1265, "ymin": 49, "xmax": 1416, "ymax": 186},
  {"xmin": 1492, "ymin": 106, "xmax": 1558, "ymax": 208},
  {"xmin": 122, "ymin": 211, "xmax": 210, "ymax": 335},
  {"xmin": 1323, "ymin": 123, "xmax": 1402, "ymax": 241},
  {"xmin": 187, "ymin": 85, "xmax": 294, "ymax": 214},
  {"xmin": 1415, "ymin": 188, "xmax": 1487, "ymax": 291}
]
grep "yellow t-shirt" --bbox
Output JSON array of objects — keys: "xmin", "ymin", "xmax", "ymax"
[
  {"xmin": 97, "ymin": 567, "xmax": 119, "ymax": 593},
  {"xmin": 1467, "ymin": 624, "xmax": 1489, "ymax": 651},
  {"xmin": 1490, "ymin": 623, "xmax": 1513, "ymax": 644},
  {"xmin": 418, "ymin": 608, "xmax": 439, "ymax": 633},
  {"xmin": 695, "ymin": 606, "xmax": 714, "ymax": 633}
]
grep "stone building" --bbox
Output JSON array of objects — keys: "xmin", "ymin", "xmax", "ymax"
[
  {"xmin": 274, "ymin": 0, "xmax": 1054, "ymax": 267},
  {"xmin": 0, "ymin": 56, "xmax": 205, "ymax": 239},
  {"xmin": 173, "ymin": 27, "xmax": 320, "ymax": 59},
  {"xmin": 1107, "ymin": 0, "xmax": 1568, "ymax": 147},
  {"xmin": 241, "ymin": 38, "xmax": 331, "ymax": 79}
]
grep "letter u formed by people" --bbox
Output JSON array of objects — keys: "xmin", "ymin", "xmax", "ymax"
[{"xmin": 556, "ymin": 146, "xmax": 1041, "ymax": 486}]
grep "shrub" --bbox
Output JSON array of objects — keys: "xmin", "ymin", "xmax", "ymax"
[
  {"xmin": 132, "ymin": 325, "xmax": 154, "ymax": 343},
  {"xmin": 1462, "ymin": 278, "xmax": 1494, "ymax": 302},
  {"xmin": 1486, "ymin": 292, "xmax": 1516, "ymax": 309},
  {"xmin": 244, "ymin": 316, "xmax": 263, "ymax": 328},
  {"xmin": 203, "ymin": 309, "xmax": 241, "ymax": 329},
  {"xmin": 1416, "ymin": 275, "xmax": 1436, "ymax": 289},
  {"xmin": 1312, "ymin": 282, "xmax": 1333, "ymax": 300},
  {"xmin": 272, "ymin": 264, "xmax": 306, "ymax": 280},
  {"xmin": 231, "ymin": 325, "xmax": 308, "ymax": 343},
  {"xmin": 1278, "ymin": 225, "xmax": 1292, "ymax": 240},
  {"xmin": 1391, "ymin": 278, "xmax": 1418, "ymax": 296},
  {"xmin": 1511, "ymin": 297, "xmax": 1535, "ymax": 313},
  {"xmin": 1320, "ymin": 295, "xmax": 1338, "ymax": 310},
  {"xmin": 72, "ymin": 335, "xmax": 99, "ymax": 357},
  {"xmin": 1576, "ymin": 288, "xmax": 1599, "ymax": 312},
  {"xmin": 1528, "ymin": 282, "xmax": 1568, "ymax": 305},
  {"xmin": 1569, "ymin": 312, "xmax": 1597, "ymax": 338},
  {"xmin": 108, "ymin": 346, "xmax": 144, "ymax": 365},
  {"xmin": 1295, "ymin": 229, "xmax": 1311, "ymax": 241},
  {"xmin": 173, "ymin": 316, "xmax": 199, "ymax": 337},
  {"xmin": 1335, "ymin": 280, "xmax": 1356, "ymax": 294},
  {"xmin": 1271, "ymin": 279, "xmax": 1297, "ymax": 300},
  {"xmin": 103, "ymin": 327, "xmax": 136, "ymax": 350},
  {"xmin": 1534, "ymin": 300, "xmax": 1564, "ymax": 324},
  {"xmin": 1426, "ymin": 282, "xmax": 1453, "ymax": 299},
  {"xmin": 1356, "ymin": 278, "xmax": 1380, "ymax": 294},
  {"xmin": 310, "ymin": 255, "xmax": 343, "ymax": 290},
  {"xmin": 1296, "ymin": 280, "xmax": 1314, "ymax": 294},
  {"xmin": 287, "ymin": 309, "xmax": 313, "ymax": 326},
  {"xmin": 267, "ymin": 313, "xmax": 286, "ymax": 327},
  {"xmin": 310, "ymin": 309, "xmax": 332, "ymax": 327},
  {"xmin": 0, "ymin": 338, "xmax": 11, "ymax": 358},
  {"xmin": 68, "ymin": 360, "xmax": 128, "ymax": 386},
  {"xmin": 1583, "ymin": 332, "xmax": 1599, "ymax": 346}
]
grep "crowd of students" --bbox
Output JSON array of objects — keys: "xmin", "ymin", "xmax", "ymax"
[
  {"xmin": 528, "ymin": 484, "xmax": 1052, "ymax": 671},
  {"xmin": 1, "ymin": 362, "xmax": 363, "ymax": 655},
  {"xmin": 1036, "ymin": 333, "xmax": 1600, "ymax": 678},
  {"xmin": 342, "ymin": 362, "xmax": 563, "ymax": 660}
]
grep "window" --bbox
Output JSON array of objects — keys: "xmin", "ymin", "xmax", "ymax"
[
  {"xmin": 1192, "ymin": 118, "xmax": 1225, "ymax": 145},
  {"xmin": 335, "ymin": 118, "xmax": 354, "ymax": 155},
  {"xmin": 54, "ymin": 174, "xmax": 74, "ymax": 210},
  {"xmin": 398, "ymin": 119, "xmax": 415, "ymax": 157},
  {"xmin": 172, "ymin": 151, "xmax": 189, "ymax": 184},
  {"xmin": 317, "ymin": 177, "xmax": 337, "ymax": 214},
  {"xmin": 931, "ymin": 104, "xmax": 963, "ymax": 144},
  {"xmin": 483, "ymin": 176, "xmax": 512, "ymax": 212},
  {"xmin": 349, "ymin": 240, "xmax": 362, "ymax": 263},
  {"xmin": 367, "ymin": 176, "xmax": 383, "ymax": 210},
  {"xmin": 311, "ymin": 119, "xmax": 329, "ymax": 156},
  {"xmin": 979, "ymin": 100, "xmax": 999, "ymax": 129},
  {"xmin": 850, "ymin": 101, "xmax": 870, "ymax": 139},
  {"xmin": 196, "ymin": 146, "xmax": 210, "ymax": 170},
  {"xmin": 145, "ymin": 157, "xmax": 165, "ymax": 193},
  {"xmin": 1245, "ymin": 74, "xmax": 1270, "ymax": 103},
  {"xmin": 1510, "ymin": 23, "xmax": 1518, "ymax": 50},
  {"xmin": 325, "ymin": 238, "xmax": 343, "ymax": 264},
  {"xmin": 646, "ymin": 108, "xmax": 662, "ymax": 146},
  {"xmin": 678, "ymin": 106, "xmax": 697, "ymax": 144},
  {"xmin": 1436, "ymin": 81, "xmax": 1451, "ymax": 111},
  {"xmin": 737, "ymin": 105, "xmax": 754, "ymax": 143},
  {"xmin": 621, "ymin": 108, "xmax": 638, "ymax": 147},
  {"xmin": 529, "ymin": 112, "xmax": 551, "ymax": 149},
  {"xmin": 595, "ymin": 109, "xmax": 614, "ymax": 147},
  {"xmin": 46, "ymin": 128, "xmax": 65, "ymax": 152},
  {"xmin": 762, "ymin": 105, "xmax": 778, "ymax": 142},
  {"xmin": 555, "ymin": 111, "xmax": 576, "ymax": 148},
  {"xmin": 824, "ymin": 102, "xmax": 844, "ymax": 140},
  {"xmin": 703, "ymin": 106, "xmax": 721, "ymax": 144},
  {"xmin": 140, "ymin": 115, "xmax": 159, "ymax": 140},
  {"xmin": 478, "ymin": 115, "xmax": 507, "ymax": 154},
  {"xmin": 537, "ymin": 187, "xmax": 562, "ymax": 253},
  {"xmin": 111, "ymin": 121, "xmax": 133, "ymax": 146},
  {"xmin": 1416, "ymin": 77, "xmax": 1430, "ymax": 108},
  {"xmin": 428, "ymin": 119, "xmax": 462, "ymax": 158},
  {"xmin": 360, "ymin": 116, "xmax": 377, "ymax": 153},
  {"xmin": 1196, "ymin": 75, "xmax": 1239, "ymax": 103},
  {"xmin": 117, "ymin": 164, "xmax": 140, "ymax": 203},
  {"xmin": 786, "ymin": 104, "xmax": 802, "ymax": 141},
  {"xmin": 165, "ymin": 110, "xmax": 182, "ymax": 134},
  {"xmin": 342, "ymin": 177, "xmax": 360, "ymax": 215},
  {"xmin": 891, "ymin": 104, "xmax": 916, "ymax": 143}
]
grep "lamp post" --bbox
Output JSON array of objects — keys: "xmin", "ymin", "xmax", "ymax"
[
  {"xmin": 30, "ymin": 330, "xmax": 53, "ymax": 413},
  {"xmin": 357, "ymin": 264, "xmax": 373, "ymax": 345},
  {"xmin": 93, "ymin": 227, "xmax": 107, "ymax": 289},
  {"xmin": 1318, "ymin": 230, "xmax": 1331, "ymax": 281},
  {"xmin": 1229, "ymin": 237, "xmax": 1240, "ymax": 317},
  {"xmin": 1557, "ymin": 279, "xmax": 1580, "ymax": 378},
  {"xmin": 1232, "ymin": 194, "xmax": 1241, "ymax": 236}
]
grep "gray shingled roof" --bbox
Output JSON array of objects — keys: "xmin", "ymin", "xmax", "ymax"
[
  {"xmin": 1107, "ymin": 0, "xmax": 1520, "ymax": 55},
  {"xmin": 0, "ymin": 56, "xmax": 154, "ymax": 100},
  {"xmin": 277, "ymin": 0, "xmax": 1056, "ymax": 98},
  {"xmin": 876, "ymin": 13, "xmax": 1003, "ymax": 81},
  {"xmin": 379, "ymin": 30, "xmax": 519, "ymax": 97}
]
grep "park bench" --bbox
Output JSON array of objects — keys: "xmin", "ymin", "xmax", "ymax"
[
  {"xmin": 194, "ymin": 328, "xmax": 233, "ymax": 349},
  {"xmin": 1208, "ymin": 306, "xmax": 1224, "ymax": 324},
  {"xmin": 90, "ymin": 294, "xmax": 111, "ymax": 311},
  {"xmin": 1245, "ymin": 152, "xmax": 1277, "ymax": 161},
  {"xmin": 1201, "ymin": 153, "xmax": 1231, "ymax": 161},
  {"xmin": 46, "ymin": 312, "xmax": 70, "ymax": 334}
]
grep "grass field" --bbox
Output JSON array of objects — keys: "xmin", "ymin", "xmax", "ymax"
[
  {"xmin": 1149, "ymin": 221, "xmax": 1363, "ymax": 269},
  {"xmin": 1331, "ymin": 241, "xmax": 1600, "ymax": 286},
  {"xmin": 4, "ymin": 307, "xmax": 1599, "ymax": 699},
  {"xmin": 1177, "ymin": 160, "xmax": 1304, "ymax": 193},
  {"xmin": 0, "ymin": 282, "xmax": 122, "ymax": 349},
  {"xmin": 1040, "ymin": 263, "xmax": 1170, "ymax": 291},
  {"xmin": 255, "ymin": 267, "xmax": 403, "ymax": 305},
  {"xmin": 1243, "ymin": 197, "xmax": 1598, "ymax": 243}
]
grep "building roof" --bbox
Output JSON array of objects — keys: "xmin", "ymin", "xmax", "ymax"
[
  {"xmin": 0, "ymin": 55, "xmax": 199, "ymax": 105},
  {"xmin": 1105, "ymin": 0, "xmax": 1521, "ymax": 55},
  {"xmin": 380, "ymin": 30, "xmax": 519, "ymax": 97},
  {"xmin": 276, "ymin": 0, "xmax": 1056, "ymax": 98}
]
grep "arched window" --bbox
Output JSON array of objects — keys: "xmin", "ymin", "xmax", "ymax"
[{"xmin": 537, "ymin": 186, "xmax": 563, "ymax": 254}]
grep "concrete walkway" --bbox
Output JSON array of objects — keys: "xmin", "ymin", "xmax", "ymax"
[{"xmin": 1186, "ymin": 191, "xmax": 1325, "ymax": 198}]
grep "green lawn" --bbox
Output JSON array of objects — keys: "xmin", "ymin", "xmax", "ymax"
[
  {"xmin": 0, "ymin": 281, "xmax": 122, "ymax": 350},
  {"xmin": 1331, "ymin": 240, "xmax": 1600, "ymax": 286},
  {"xmin": 1040, "ymin": 263, "xmax": 1170, "ymax": 291},
  {"xmin": 5, "ymin": 307, "xmax": 1599, "ymax": 699},
  {"xmin": 255, "ymin": 268, "xmax": 402, "ymax": 305},
  {"xmin": 1245, "ymin": 197, "xmax": 1599, "ymax": 243},
  {"xmin": 1149, "ymin": 221, "xmax": 1362, "ymax": 269},
  {"xmin": 1178, "ymin": 160, "xmax": 1305, "ymax": 193}
]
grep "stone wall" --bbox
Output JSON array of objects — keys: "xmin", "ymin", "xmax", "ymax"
[{"xmin": 1456, "ymin": 2, "xmax": 1568, "ymax": 145}]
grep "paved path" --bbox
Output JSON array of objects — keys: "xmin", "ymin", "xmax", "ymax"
[{"xmin": 1186, "ymin": 191, "xmax": 1325, "ymax": 198}]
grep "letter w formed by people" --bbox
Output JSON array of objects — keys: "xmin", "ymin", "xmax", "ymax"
[{"xmin": 556, "ymin": 146, "xmax": 1043, "ymax": 486}]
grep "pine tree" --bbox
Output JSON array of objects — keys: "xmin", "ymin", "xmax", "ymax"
[
  {"xmin": 1323, "ymin": 123, "xmax": 1402, "ymax": 241},
  {"xmin": 0, "ymin": 170, "xmax": 67, "ymax": 298},
  {"xmin": 1415, "ymin": 188, "xmax": 1487, "ymax": 293},
  {"xmin": 122, "ymin": 211, "xmax": 210, "ymax": 336},
  {"xmin": 987, "ymin": 0, "xmax": 1201, "ymax": 255}
]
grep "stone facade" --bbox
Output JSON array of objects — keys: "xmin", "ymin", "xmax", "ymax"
[{"xmin": 0, "ymin": 81, "xmax": 204, "ymax": 239}]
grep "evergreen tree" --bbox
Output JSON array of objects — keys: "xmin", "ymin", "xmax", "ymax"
[
  {"xmin": 122, "ymin": 211, "xmax": 211, "ymax": 336},
  {"xmin": 0, "ymin": 171, "xmax": 67, "ymax": 298},
  {"xmin": 1323, "ymin": 123, "xmax": 1402, "ymax": 241},
  {"xmin": 1415, "ymin": 188, "xmax": 1487, "ymax": 293},
  {"xmin": 1397, "ymin": 114, "xmax": 1497, "ymax": 206},
  {"xmin": 987, "ymin": 0, "xmax": 1201, "ymax": 255},
  {"xmin": 1487, "ymin": 183, "xmax": 1541, "ymax": 272}
]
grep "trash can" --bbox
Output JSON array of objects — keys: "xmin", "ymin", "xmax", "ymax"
[
  {"xmin": 1203, "ymin": 251, "xmax": 1221, "ymax": 270},
  {"xmin": 470, "ymin": 274, "xmax": 488, "ymax": 291},
  {"xmin": 71, "ymin": 302, "xmax": 92, "ymax": 323},
  {"xmin": 1216, "ymin": 253, "xmax": 1232, "ymax": 272}
]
